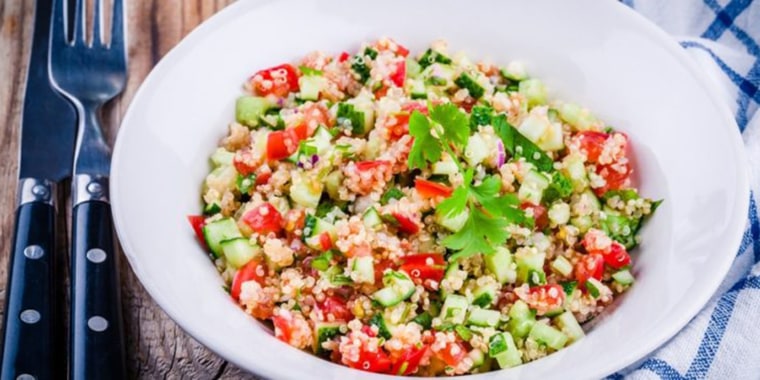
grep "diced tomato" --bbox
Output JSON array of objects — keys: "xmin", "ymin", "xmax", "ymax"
[
  {"xmin": 575, "ymin": 253, "xmax": 605, "ymax": 286},
  {"xmin": 391, "ymin": 344, "xmax": 429, "ymax": 375},
  {"xmin": 318, "ymin": 295, "xmax": 352, "ymax": 321},
  {"xmin": 436, "ymin": 342, "xmax": 467, "ymax": 367},
  {"xmin": 338, "ymin": 52, "xmax": 350, "ymax": 62},
  {"xmin": 402, "ymin": 102, "xmax": 428, "ymax": 115},
  {"xmin": 355, "ymin": 160, "xmax": 391, "ymax": 171},
  {"xmin": 400, "ymin": 253, "xmax": 445, "ymax": 287},
  {"xmin": 255, "ymin": 171, "xmax": 272, "ymax": 185},
  {"xmin": 574, "ymin": 131, "xmax": 609, "ymax": 163},
  {"xmin": 389, "ymin": 60, "xmax": 406, "ymax": 87},
  {"xmin": 392, "ymin": 213, "xmax": 419, "ymax": 234},
  {"xmin": 593, "ymin": 162, "xmax": 632, "ymax": 197},
  {"xmin": 187, "ymin": 215, "xmax": 207, "ymax": 250},
  {"xmin": 250, "ymin": 63, "xmax": 299, "ymax": 97},
  {"xmin": 374, "ymin": 259, "xmax": 396, "ymax": 285},
  {"xmin": 272, "ymin": 314, "xmax": 294, "ymax": 343},
  {"xmin": 522, "ymin": 284, "xmax": 565, "ymax": 315},
  {"xmin": 319, "ymin": 232, "xmax": 333, "ymax": 251},
  {"xmin": 415, "ymin": 179, "xmax": 453, "ymax": 198},
  {"xmin": 374, "ymin": 85, "xmax": 390, "ymax": 100},
  {"xmin": 230, "ymin": 259, "xmax": 266, "ymax": 301},
  {"xmin": 242, "ymin": 203, "xmax": 283, "ymax": 235},
  {"xmin": 347, "ymin": 349, "xmax": 392, "ymax": 373},
  {"xmin": 267, "ymin": 124, "xmax": 309, "ymax": 160},
  {"xmin": 385, "ymin": 113, "xmax": 410, "ymax": 140},
  {"xmin": 395, "ymin": 43, "xmax": 410, "ymax": 58},
  {"xmin": 233, "ymin": 149, "xmax": 258, "ymax": 176},
  {"xmin": 602, "ymin": 241, "xmax": 631, "ymax": 269},
  {"xmin": 520, "ymin": 202, "xmax": 548, "ymax": 230}
]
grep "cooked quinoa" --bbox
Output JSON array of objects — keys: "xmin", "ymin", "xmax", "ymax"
[{"xmin": 190, "ymin": 38, "xmax": 660, "ymax": 376}]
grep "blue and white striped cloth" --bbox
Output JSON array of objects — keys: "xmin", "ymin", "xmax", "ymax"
[{"xmin": 611, "ymin": 1, "xmax": 760, "ymax": 379}]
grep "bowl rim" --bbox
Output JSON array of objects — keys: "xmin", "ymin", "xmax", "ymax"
[{"xmin": 111, "ymin": 0, "xmax": 750, "ymax": 378}]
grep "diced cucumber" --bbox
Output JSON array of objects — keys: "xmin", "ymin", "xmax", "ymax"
[
  {"xmin": 313, "ymin": 321, "xmax": 345, "ymax": 355},
  {"xmin": 202, "ymin": 218, "xmax": 242, "ymax": 257},
  {"xmin": 560, "ymin": 281, "xmax": 578, "ymax": 298},
  {"xmin": 298, "ymin": 75, "xmax": 326, "ymax": 101},
  {"xmin": 551, "ymin": 256, "xmax": 573, "ymax": 277},
  {"xmin": 586, "ymin": 278, "xmax": 605, "ymax": 299},
  {"xmin": 422, "ymin": 63, "xmax": 456, "ymax": 88},
  {"xmin": 488, "ymin": 332, "xmax": 522, "ymax": 369},
  {"xmin": 516, "ymin": 250, "xmax": 546, "ymax": 284},
  {"xmin": 519, "ymin": 79, "xmax": 547, "ymax": 108},
  {"xmin": 406, "ymin": 57, "xmax": 422, "ymax": 78},
  {"xmin": 204, "ymin": 200, "xmax": 221, "ymax": 215},
  {"xmin": 508, "ymin": 300, "xmax": 536, "ymax": 338},
  {"xmin": 466, "ymin": 307, "xmax": 501, "ymax": 327},
  {"xmin": 468, "ymin": 349, "xmax": 486, "ymax": 367},
  {"xmin": 220, "ymin": 238, "xmax": 260, "ymax": 269},
  {"xmin": 351, "ymin": 256, "xmax": 375, "ymax": 284},
  {"xmin": 548, "ymin": 202, "xmax": 571, "ymax": 225},
  {"xmin": 290, "ymin": 172, "xmax": 323, "ymax": 209},
  {"xmin": 369, "ymin": 313, "xmax": 392, "ymax": 339},
  {"xmin": 432, "ymin": 159, "xmax": 459, "ymax": 175},
  {"xmin": 337, "ymin": 101, "xmax": 373, "ymax": 136},
  {"xmin": 464, "ymin": 133, "xmax": 489, "ymax": 166},
  {"xmin": 235, "ymin": 96, "xmax": 273, "ymax": 127},
  {"xmin": 612, "ymin": 269, "xmax": 635, "ymax": 285},
  {"xmin": 303, "ymin": 214, "xmax": 337, "ymax": 250},
  {"xmin": 210, "ymin": 147, "xmax": 234, "ymax": 167},
  {"xmin": 518, "ymin": 170, "xmax": 550, "ymax": 205},
  {"xmin": 562, "ymin": 153, "xmax": 589, "ymax": 192},
  {"xmin": 570, "ymin": 215, "xmax": 593, "ymax": 233},
  {"xmin": 472, "ymin": 282, "xmax": 498, "ymax": 308},
  {"xmin": 554, "ymin": 311, "xmax": 585, "ymax": 343},
  {"xmin": 418, "ymin": 48, "xmax": 452, "ymax": 69},
  {"xmin": 440, "ymin": 294, "xmax": 469, "ymax": 324},
  {"xmin": 372, "ymin": 271, "xmax": 416, "ymax": 307},
  {"xmin": 454, "ymin": 72, "xmax": 485, "ymax": 99},
  {"xmin": 439, "ymin": 262, "xmax": 461, "ymax": 299},
  {"xmin": 435, "ymin": 208, "xmax": 469, "ymax": 233},
  {"xmin": 539, "ymin": 120, "xmax": 565, "ymax": 152},
  {"xmin": 484, "ymin": 247, "xmax": 517, "ymax": 284},
  {"xmin": 311, "ymin": 126, "xmax": 333, "ymax": 155},
  {"xmin": 500, "ymin": 61, "xmax": 527, "ymax": 81},
  {"xmin": 362, "ymin": 207, "xmax": 383, "ymax": 230},
  {"xmin": 407, "ymin": 78, "xmax": 427, "ymax": 99},
  {"xmin": 411, "ymin": 311, "xmax": 433, "ymax": 329},
  {"xmin": 517, "ymin": 112, "xmax": 550, "ymax": 143},
  {"xmin": 324, "ymin": 170, "xmax": 343, "ymax": 200},
  {"xmin": 529, "ymin": 323, "xmax": 568, "ymax": 350},
  {"xmin": 558, "ymin": 103, "xmax": 598, "ymax": 131}
]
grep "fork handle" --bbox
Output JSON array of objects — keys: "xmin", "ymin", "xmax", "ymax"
[
  {"xmin": 70, "ymin": 196, "xmax": 127, "ymax": 380},
  {"xmin": 1, "ymin": 180, "xmax": 63, "ymax": 380}
]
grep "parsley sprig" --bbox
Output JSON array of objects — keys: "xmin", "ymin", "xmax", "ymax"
[{"xmin": 407, "ymin": 103, "xmax": 533, "ymax": 261}]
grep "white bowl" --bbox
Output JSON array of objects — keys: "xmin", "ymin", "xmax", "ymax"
[{"xmin": 111, "ymin": 0, "xmax": 750, "ymax": 379}]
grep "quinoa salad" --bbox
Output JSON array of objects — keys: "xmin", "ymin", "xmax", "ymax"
[{"xmin": 189, "ymin": 38, "xmax": 660, "ymax": 376}]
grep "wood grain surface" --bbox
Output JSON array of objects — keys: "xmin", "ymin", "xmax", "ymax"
[{"xmin": 0, "ymin": 1, "xmax": 258, "ymax": 378}]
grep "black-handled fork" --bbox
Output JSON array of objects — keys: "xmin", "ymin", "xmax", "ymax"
[{"xmin": 49, "ymin": 0, "xmax": 128, "ymax": 378}]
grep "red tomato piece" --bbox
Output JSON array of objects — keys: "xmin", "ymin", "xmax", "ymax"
[
  {"xmin": 319, "ymin": 232, "xmax": 333, "ymax": 251},
  {"xmin": 355, "ymin": 160, "xmax": 391, "ymax": 171},
  {"xmin": 392, "ymin": 213, "xmax": 420, "ymax": 234},
  {"xmin": 338, "ymin": 52, "xmax": 350, "ymax": 62},
  {"xmin": 389, "ymin": 60, "xmax": 406, "ymax": 87},
  {"xmin": 574, "ymin": 131, "xmax": 609, "ymax": 163},
  {"xmin": 187, "ymin": 215, "xmax": 207, "ymax": 249},
  {"xmin": 391, "ymin": 345, "xmax": 429, "ymax": 375},
  {"xmin": 318, "ymin": 295, "xmax": 352, "ymax": 321},
  {"xmin": 593, "ymin": 162, "xmax": 632, "ymax": 197},
  {"xmin": 575, "ymin": 253, "xmax": 605, "ymax": 286},
  {"xmin": 233, "ymin": 149, "xmax": 258, "ymax": 176},
  {"xmin": 347, "ymin": 243, "xmax": 372, "ymax": 258},
  {"xmin": 374, "ymin": 259, "xmax": 396, "ymax": 285},
  {"xmin": 523, "ymin": 284, "xmax": 565, "ymax": 315},
  {"xmin": 374, "ymin": 84, "xmax": 390, "ymax": 100},
  {"xmin": 230, "ymin": 259, "xmax": 266, "ymax": 301},
  {"xmin": 436, "ymin": 342, "xmax": 467, "ymax": 367},
  {"xmin": 272, "ymin": 314, "xmax": 293, "ymax": 343},
  {"xmin": 395, "ymin": 43, "xmax": 410, "ymax": 58},
  {"xmin": 386, "ymin": 113, "xmax": 410, "ymax": 140},
  {"xmin": 520, "ymin": 202, "xmax": 548, "ymax": 230},
  {"xmin": 415, "ymin": 179, "xmax": 453, "ymax": 198},
  {"xmin": 242, "ymin": 203, "xmax": 283, "ymax": 235},
  {"xmin": 348, "ymin": 349, "xmax": 392, "ymax": 373},
  {"xmin": 400, "ymin": 253, "xmax": 446, "ymax": 287},
  {"xmin": 250, "ymin": 63, "xmax": 299, "ymax": 97},
  {"xmin": 603, "ymin": 241, "xmax": 631, "ymax": 269},
  {"xmin": 255, "ymin": 171, "xmax": 272, "ymax": 185},
  {"xmin": 267, "ymin": 125, "xmax": 309, "ymax": 161}
]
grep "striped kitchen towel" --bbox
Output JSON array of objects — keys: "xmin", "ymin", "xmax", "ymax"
[{"xmin": 612, "ymin": 1, "xmax": 760, "ymax": 379}]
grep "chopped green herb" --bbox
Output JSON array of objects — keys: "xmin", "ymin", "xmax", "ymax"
[
  {"xmin": 492, "ymin": 115, "xmax": 554, "ymax": 172},
  {"xmin": 381, "ymin": 187, "xmax": 405, "ymax": 205},
  {"xmin": 298, "ymin": 65, "xmax": 323, "ymax": 76}
]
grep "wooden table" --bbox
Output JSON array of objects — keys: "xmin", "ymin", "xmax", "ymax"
[{"xmin": 0, "ymin": 1, "xmax": 256, "ymax": 378}]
